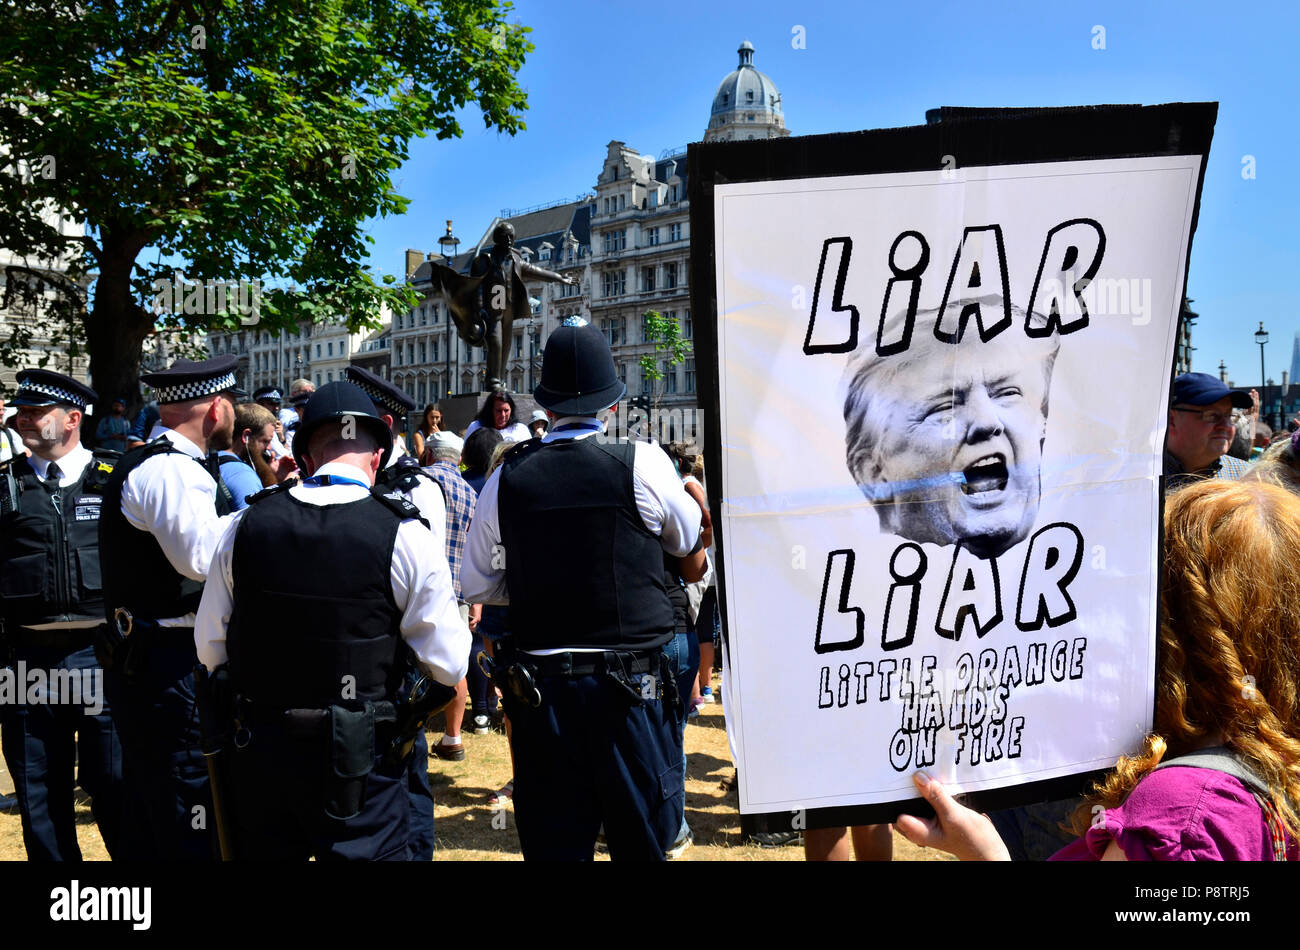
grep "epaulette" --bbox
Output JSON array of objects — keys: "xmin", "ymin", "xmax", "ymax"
[
  {"xmin": 371, "ymin": 485, "xmax": 429, "ymax": 529},
  {"xmin": 503, "ymin": 438, "xmax": 540, "ymax": 463},
  {"xmin": 245, "ymin": 482, "xmax": 293, "ymax": 505},
  {"xmin": 376, "ymin": 454, "xmax": 423, "ymax": 493}
]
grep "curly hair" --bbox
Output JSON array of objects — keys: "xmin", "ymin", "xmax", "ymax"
[{"xmin": 1070, "ymin": 479, "xmax": 1300, "ymax": 836}]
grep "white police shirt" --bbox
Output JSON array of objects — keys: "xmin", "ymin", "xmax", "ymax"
[
  {"xmin": 194, "ymin": 460, "xmax": 471, "ymax": 687},
  {"xmin": 119, "ymin": 425, "xmax": 235, "ymax": 627},
  {"xmin": 26, "ymin": 443, "xmax": 92, "ymax": 487},
  {"xmin": 460, "ymin": 416, "xmax": 703, "ymax": 653}
]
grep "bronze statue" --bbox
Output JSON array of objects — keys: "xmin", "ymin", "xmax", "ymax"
[{"xmin": 431, "ymin": 221, "xmax": 577, "ymax": 391}]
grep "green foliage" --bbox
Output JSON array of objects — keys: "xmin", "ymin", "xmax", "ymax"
[
  {"xmin": 638, "ymin": 309, "xmax": 691, "ymax": 407},
  {"xmin": 0, "ymin": 0, "xmax": 533, "ymax": 373}
]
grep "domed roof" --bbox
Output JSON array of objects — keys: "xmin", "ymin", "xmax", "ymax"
[{"xmin": 710, "ymin": 40, "xmax": 783, "ymax": 118}]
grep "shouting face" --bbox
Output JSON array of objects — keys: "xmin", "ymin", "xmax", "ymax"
[{"xmin": 845, "ymin": 298, "xmax": 1058, "ymax": 559}]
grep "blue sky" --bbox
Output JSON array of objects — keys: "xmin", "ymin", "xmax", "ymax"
[{"xmin": 363, "ymin": 0, "xmax": 1299, "ymax": 384}]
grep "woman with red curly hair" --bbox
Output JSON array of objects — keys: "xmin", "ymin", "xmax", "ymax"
[{"xmin": 897, "ymin": 478, "xmax": 1300, "ymax": 861}]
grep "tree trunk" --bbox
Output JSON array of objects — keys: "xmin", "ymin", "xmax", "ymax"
[{"xmin": 84, "ymin": 231, "xmax": 153, "ymax": 437}]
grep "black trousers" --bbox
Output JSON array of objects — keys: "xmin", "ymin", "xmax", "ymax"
[{"xmin": 503, "ymin": 652, "xmax": 685, "ymax": 861}]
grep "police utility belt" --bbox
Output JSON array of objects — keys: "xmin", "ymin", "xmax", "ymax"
[
  {"xmin": 93, "ymin": 607, "xmax": 192, "ymax": 676},
  {"xmin": 482, "ymin": 640, "xmax": 674, "ymax": 711},
  {"xmin": 196, "ymin": 665, "xmax": 454, "ymax": 823}
]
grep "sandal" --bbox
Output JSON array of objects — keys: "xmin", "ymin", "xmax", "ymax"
[{"xmin": 489, "ymin": 780, "xmax": 514, "ymax": 805}]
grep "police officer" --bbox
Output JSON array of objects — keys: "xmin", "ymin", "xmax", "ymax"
[
  {"xmin": 193, "ymin": 382, "xmax": 470, "ymax": 860},
  {"xmin": 253, "ymin": 386, "xmax": 292, "ymax": 460},
  {"xmin": 98, "ymin": 355, "xmax": 243, "ymax": 860},
  {"xmin": 0, "ymin": 369, "xmax": 124, "ymax": 860},
  {"xmin": 461, "ymin": 316, "xmax": 707, "ymax": 860},
  {"xmin": 344, "ymin": 364, "xmax": 450, "ymax": 860}
]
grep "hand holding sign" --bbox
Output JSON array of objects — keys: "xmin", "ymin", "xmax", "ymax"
[{"xmin": 893, "ymin": 771, "xmax": 1010, "ymax": 861}]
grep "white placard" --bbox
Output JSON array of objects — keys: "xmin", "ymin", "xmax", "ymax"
[{"xmin": 714, "ymin": 156, "xmax": 1202, "ymax": 813}]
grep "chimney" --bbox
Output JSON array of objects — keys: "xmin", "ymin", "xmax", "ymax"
[
  {"xmin": 404, "ymin": 249, "xmax": 423, "ymax": 278},
  {"xmin": 1285, "ymin": 370, "xmax": 1290, "ymax": 395}
]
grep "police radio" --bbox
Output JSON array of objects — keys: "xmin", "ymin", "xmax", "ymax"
[{"xmin": 0, "ymin": 459, "xmax": 19, "ymax": 518}]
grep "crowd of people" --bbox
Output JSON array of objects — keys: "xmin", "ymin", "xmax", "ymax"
[{"xmin": 3, "ymin": 348, "xmax": 1300, "ymax": 862}]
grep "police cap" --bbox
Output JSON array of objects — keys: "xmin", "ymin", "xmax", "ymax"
[
  {"xmin": 344, "ymin": 366, "xmax": 416, "ymax": 419},
  {"xmin": 292, "ymin": 381, "xmax": 394, "ymax": 471},
  {"xmin": 12, "ymin": 369, "xmax": 97, "ymax": 411},
  {"xmin": 140, "ymin": 355, "xmax": 249, "ymax": 405}
]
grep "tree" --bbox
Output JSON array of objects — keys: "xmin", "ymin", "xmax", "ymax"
[
  {"xmin": 638, "ymin": 309, "xmax": 691, "ymax": 416},
  {"xmin": 0, "ymin": 0, "xmax": 532, "ymax": 415}
]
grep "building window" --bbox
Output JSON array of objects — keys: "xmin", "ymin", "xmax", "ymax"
[
  {"xmin": 432, "ymin": 339, "xmax": 439, "ymax": 362},
  {"xmin": 514, "ymin": 333, "xmax": 523, "ymax": 358},
  {"xmin": 511, "ymin": 370, "xmax": 523, "ymax": 391},
  {"xmin": 602, "ymin": 270, "xmax": 625, "ymax": 298},
  {"xmin": 407, "ymin": 343, "xmax": 414, "ymax": 366},
  {"xmin": 685, "ymin": 358, "xmax": 695, "ymax": 393},
  {"xmin": 669, "ymin": 222, "xmax": 681, "ymax": 242},
  {"xmin": 665, "ymin": 262, "xmax": 678, "ymax": 289},
  {"xmin": 646, "ymin": 226, "xmax": 659, "ymax": 247},
  {"xmin": 640, "ymin": 368, "xmax": 652, "ymax": 396},
  {"xmin": 327, "ymin": 341, "xmax": 334, "ymax": 356},
  {"xmin": 419, "ymin": 341, "xmax": 427, "ymax": 363},
  {"xmin": 663, "ymin": 362, "xmax": 677, "ymax": 394},
  {"xmin": 683, "ymin": 310, "xmax": 692, "ymax": 339},
  {"xmin": 327, "ymin": 370, "xmax": 334, "ymax": 382},
  {"xmin": 418, "ymin": 380, "xmax": 427, "ymax": 404},
  {"xmin": 602, "ymin": 229, "xmax": 627, "ymax": 253},
  {"xmin": 601, "ymin": 316, "xmax": 625, "ymax": 346},
  {"xmin": 669, "ymin": 185, "xmax": 679, "ymax": 203},
  {"xmin": 641, "ymin": 266, "xmax": 655, "ymax": 292},
  {"xmin": 420, "ymin": 307, "xmax": 427, "ymax": 326},
  {"xmin": 315, "ymin": 372, "xmax": 322, "ymax": 386},
  {"xmin": 464, "ymin": 342, "xmax": 472, "ymax": 362},
  {"xmin": 642, "ymin": 313, "xmax": 653, "ymax": 343},
  {"xmin": 617, "ymin": 362, "xmax": 627, "ymax": 385}
]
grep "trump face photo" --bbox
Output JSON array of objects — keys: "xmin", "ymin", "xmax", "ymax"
[{"xmin": 842, "ymin": 296, "xmax": 1060, "ymax": 559}]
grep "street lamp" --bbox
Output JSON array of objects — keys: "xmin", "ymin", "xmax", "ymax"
[
  {"xmin": 1255, "ymin": 322, "xmax": 1269, "ymax": 388},
  {"xmin": 1218, "ymin": 359, "xmax": 1227, "ymax": 383},
  {"xmin": 439, "ymin": 220, "xmax": 459, "ymax": 398},
  {"xmin": 438, "ymin": 220, "xmax": 459, "ymax": 263}
]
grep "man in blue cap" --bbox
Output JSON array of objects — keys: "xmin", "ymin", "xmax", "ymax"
[
  {"xmin": 461, "ymin": 316, "xmax": 707, "ymax": 860},
  {"xmin": 1164, "ymin": 372, "xmax": 1256, "ymax": 492},
  {"xmin": 0, "ymin": 369, "xmax": 124, "ymax": 860},
  {"xmin": 98, "ymin": 355, "xmax": 245, "ymax": 860}
]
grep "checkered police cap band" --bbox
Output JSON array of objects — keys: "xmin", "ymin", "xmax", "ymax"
[
  {"xmin": 17, "ymin": 379, "xmax": 87, "ymax": 408},
  {"xmin": 153, "ymin": 371, "xmax": 238, "ymax": 404},
  {"xmin": 350, "ymin": 376, "xmax": 401, "ymax": 415}
]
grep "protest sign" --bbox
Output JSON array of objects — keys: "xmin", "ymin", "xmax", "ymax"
[{"xmin": 688, "ymin": 103, "xmax": 1218, "ymax": 822}]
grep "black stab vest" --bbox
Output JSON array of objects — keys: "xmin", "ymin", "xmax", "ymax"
[
  {"xmin": 226, "ymin": 486, "xmax": 415, "ymax": 709},
  {"xmin": 0, "ymin": 449, "xmax": 117, "ymax": 627},
  {"xmin": 98, "ymin": 437, "xmax": 231, "ymax": 623},
  {"xmin": 497, "ymin": 438, "xmax": 675, "ymax": 651}
]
